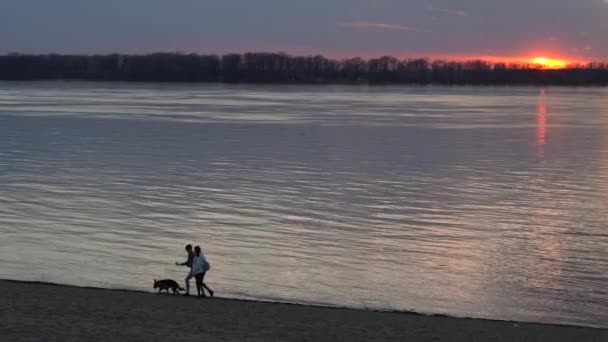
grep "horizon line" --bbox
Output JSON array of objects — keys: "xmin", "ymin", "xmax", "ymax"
[{"xmin": 0, "ymin": 51, "xmax": 601, "ymax": 65}]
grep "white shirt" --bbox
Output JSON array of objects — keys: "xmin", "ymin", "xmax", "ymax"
[{"xmin": 191, "ymin": 254, "xmax": 207, "ymax": 275}]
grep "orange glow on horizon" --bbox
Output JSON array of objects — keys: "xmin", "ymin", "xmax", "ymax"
[
  {"xmin": 391, "ymin": 53, "xmax": 583, "ymax": 67},
  {"xmin": 531, "ymin": 57, "xmax": 567, "ymax": 69},
  {"xmin": 291, "ymin": 50, "xmax": 587, "ymax": 67}
]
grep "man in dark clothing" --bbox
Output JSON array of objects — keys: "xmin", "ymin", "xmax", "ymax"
[{"xmin": 175, "ymin": 244, "xmax": 195, "ymax": 296}]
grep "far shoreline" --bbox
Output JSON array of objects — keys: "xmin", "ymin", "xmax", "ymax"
[
  {"xmin": 3, "ymin": 79, "xmax": 606, "ymax": 89},
  {"xmin": 2, "ymin": 52, "xmax": 607, "ymax": 86}
]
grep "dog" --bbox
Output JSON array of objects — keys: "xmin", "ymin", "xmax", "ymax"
[{"xmin": 153, "ymin": 279, "xmax": 185, "ymax": 295}]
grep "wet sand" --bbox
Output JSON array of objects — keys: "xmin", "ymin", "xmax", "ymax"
[{"xmin": 1, "ymin": 280, "xmax": 606, "ymax": 342}]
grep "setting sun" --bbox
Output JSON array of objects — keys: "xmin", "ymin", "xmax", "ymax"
[{"xmin": 531, "ymin": 57, "xmax": 567, "ymax": 69}]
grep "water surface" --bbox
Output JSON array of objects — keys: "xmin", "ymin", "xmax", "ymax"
[{"xmin": 0, "ymin": 82, "xmax": 607, "ymax": 327}]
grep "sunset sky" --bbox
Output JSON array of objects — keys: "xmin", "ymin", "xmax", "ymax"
[{"xmin": 1, "ymin": 0, "xmax": 607, "ymax": 62}]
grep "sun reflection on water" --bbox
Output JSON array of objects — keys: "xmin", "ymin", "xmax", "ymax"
[{"xmin": 536, "ymin": 89, "xmax": 547, "ymax": 157}]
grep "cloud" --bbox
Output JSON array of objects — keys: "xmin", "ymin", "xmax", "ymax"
[
  {"xmin": 426, "ymin": 4, "xmax": 467, "ymax": 17},
  {"xmin": 338, "ymin": 21, "xmax": 418, "ymax": 32}
]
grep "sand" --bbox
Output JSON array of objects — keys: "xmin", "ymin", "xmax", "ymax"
[{"xmin": 1, "ymin": 280, "xmax": 606, "ymax": 342}]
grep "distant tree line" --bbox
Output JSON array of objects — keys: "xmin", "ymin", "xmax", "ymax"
[{"xmin": 1, "ymin": 52, "xmax": 607, "ymax": 85}]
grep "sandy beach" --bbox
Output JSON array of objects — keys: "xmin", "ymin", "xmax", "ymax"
[{"xmin": 1, "ymin": 280, "xmax": 606, "ymax": 342}]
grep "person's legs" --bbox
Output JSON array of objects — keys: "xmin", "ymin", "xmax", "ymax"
[
  {"xmin": 203, "ymin": 283, "xmax": 213, "ymax": 297},
  {"xmin": 200, "ymin": 272, "xmax": 214, "ymax": 297},
  {"xmin": 185, "ymin": 271, "xmax": 193, "ymax": 295},
  {"xmin": 195, "ymin": 274, "xmax": 204, "ymax": 297},
  {"xmin": 195, "ymin": 276, "xmax": 200, "ymax": 296}
]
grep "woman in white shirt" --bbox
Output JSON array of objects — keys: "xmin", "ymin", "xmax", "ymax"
[{"xmin": 192, "ymin": 246, "xmax": 214, "ymax": 297}]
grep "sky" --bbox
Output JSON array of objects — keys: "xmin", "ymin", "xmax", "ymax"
[{"xmin": 1, "ymin": 0, "xmax": 607, "ymax": 62}]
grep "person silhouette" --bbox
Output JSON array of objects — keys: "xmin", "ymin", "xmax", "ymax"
[
  {"xmin": 175, "ymin": 244, "xmax": 195, "ymax": 296},
  {"xmin": 191, "ymin": 245, "xmax": 214, "ymax": 297}
]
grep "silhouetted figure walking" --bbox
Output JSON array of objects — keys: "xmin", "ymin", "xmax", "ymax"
[
  {"xmin": 192, "ymin": 245, "xmax": 213, "ymax": 297},
  {"xmin": 175, "ymin": 244, "xmax": 194, "ymax": 296}
]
